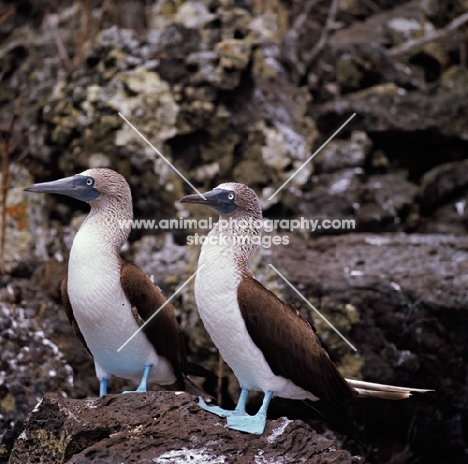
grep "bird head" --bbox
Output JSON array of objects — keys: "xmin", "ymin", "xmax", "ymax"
[
  {"xmin": 180, "ymin": 182, "xmax": 262, "ymax": 221},
  {"xmin": 24, "ymin": 168, "xmax": 131, "ymax": 206}
]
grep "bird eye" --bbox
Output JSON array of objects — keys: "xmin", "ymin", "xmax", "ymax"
[
  {"xmin": 86, "ymin": 178, "xmax": 93, "ymax": 186},
  {"xmin": 227, "ymin": 193, "xmax": 235, "ymax": 200}
]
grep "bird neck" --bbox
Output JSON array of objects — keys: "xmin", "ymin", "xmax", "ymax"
[
  {"xmin": 77, "ymin": 200, "xmax": 132, "ymax": 252},
  {"xmin": 203, "ymin": 213, "xmax": 263, "ymax": 273}
]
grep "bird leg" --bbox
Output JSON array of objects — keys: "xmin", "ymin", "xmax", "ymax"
[
  {"xmin": 198, "ymin": 387, "xmax": 250, "ymax": 418},
  {"xmin": 227, "ymin": 390, "xmax": 273, "ymax": 435},
  {"xmin": 99, "ymin": 378, "xmax": 108, "ymax": 397},
  {"xmin": 123, "ymin": 364, "xmax": 152, "ymax": 393}
]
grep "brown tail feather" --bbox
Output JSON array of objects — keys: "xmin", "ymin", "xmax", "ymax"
[{"xmin": 346, "ymin": 379, "xmax": 434, "ymax": 400}]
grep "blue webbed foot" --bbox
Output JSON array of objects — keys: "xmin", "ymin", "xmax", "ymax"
[
  {"xmin": 198, "ymin": 397, "xmax": 244, "ymax": 418},
  {"xmin": 227, "ymin": 390, "xmax": 273, "ymax": 435},
  {"xmin": 122, "ymin": 364, "xmax": 152, "ymax": 394},
  {"xmin": 198, "ymin": 387, "xmax": 250, "ymax": 418},
  {"xmin": 227, "ymin": 413, "xmax": 267, "ymax": 435}
]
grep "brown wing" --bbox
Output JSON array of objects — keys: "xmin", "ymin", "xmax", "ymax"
[
  {"xmin": 120, "ymin": 262, "xmax": 187, "ymax": 383},
  {"xmin": 237, "ymin": 277, "xmax": 356, "ymax": 404},
  {"xmin": 61, "ymin": 277, "xmax": 92, "ymax": 355}
]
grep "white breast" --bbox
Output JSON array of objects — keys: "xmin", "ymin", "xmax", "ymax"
[
  {"xmin": 195, "ymin": 240, "xmax": 316, "ymax": 400},
  {"xmin": 67, "ymin": 226, "xmax": 175, "ymax": 384}
]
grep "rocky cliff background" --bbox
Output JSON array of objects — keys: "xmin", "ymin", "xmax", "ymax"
[{"xmin": 1, "ymin": 0, "xmax": 468, "ymax": 462}]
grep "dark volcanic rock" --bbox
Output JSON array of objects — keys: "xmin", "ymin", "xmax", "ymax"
[
  {"xmin": 419, "ymin": 159, "xmax": 468, "ymax": 213},
  {"xmin": 331, "ymin": 1, "xmax": 430, "ymax": 48},
  {"xmin": 3, "ymin": 1, "xmax": 468, "ymax": 463},
  {"xmin": 273, "ymin": 232, "xmax": 467, "ymax": 463},
  {"xmin": 418, "ymin": 159, "xmax": 468, "ymax": 234},
  {"xmin": 286, "ymin": 170, "xmax": 418, "ymax": 233},
  {"xmin": 7, "ymin": 392, "xmax": 362, "ymax": 464},
  {"xmin": 0, "ymin": 298, "xmax": 74, "ymax": 440},
  {"xmin": 317, "ymin": 84, "xmax": 468, "ymax": 140}
]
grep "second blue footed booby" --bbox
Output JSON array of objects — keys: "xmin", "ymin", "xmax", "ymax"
[
  {"xmin": 25, "ymin": 168, "xmax": 210, "ymax": 396},
  {"xmin": 180, "ymin": 183, "xmax": 432, "ymax": 436}
]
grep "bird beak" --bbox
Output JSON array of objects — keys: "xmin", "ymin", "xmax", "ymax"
[
  {"xmin": 180, "ymin": 189, "xmax": 237, "ymax": 214},
  {"xmin": 24, "ymin": 175, "xmax": 100, "ymax": 202},
  {"xmin": 180, "ymin": 190, "xmax": 216, "ymax": 205}
]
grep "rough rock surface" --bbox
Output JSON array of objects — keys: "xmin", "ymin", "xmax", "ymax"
[
  {"xmin": 272, "ymin": 233, "xmax": 465, "ymax": 463},
  {"xmin": 6, "ymin": 392, "xmax": 363, "ymax": 464},
  {"xmin": 1, "ymin": 230, "xmax": 462, "ymax": 463},
  {"xmin": 1, "ymin": 0, "xmax": 468, "ymax": 462}
]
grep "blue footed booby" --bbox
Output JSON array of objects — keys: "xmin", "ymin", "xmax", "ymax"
[
  {"xmin": 25, "ymin": 168, "xmax": 209, "ymax": 396},
  {"xmin": 180, "ymin": 183, "xmax": 432, "ymax": 436}
]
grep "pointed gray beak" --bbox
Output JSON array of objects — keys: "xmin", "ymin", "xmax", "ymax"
[
  {"xmin": 180, "ymin": 192, "xmax": 213, "ymax": 205},
  {"xmin": 180, "ymin": 188, "xmax": 237, "ymax": 214},
  {"xmin": 24, "ymin": 175, "xmax": 100, "ymax": 202}
]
